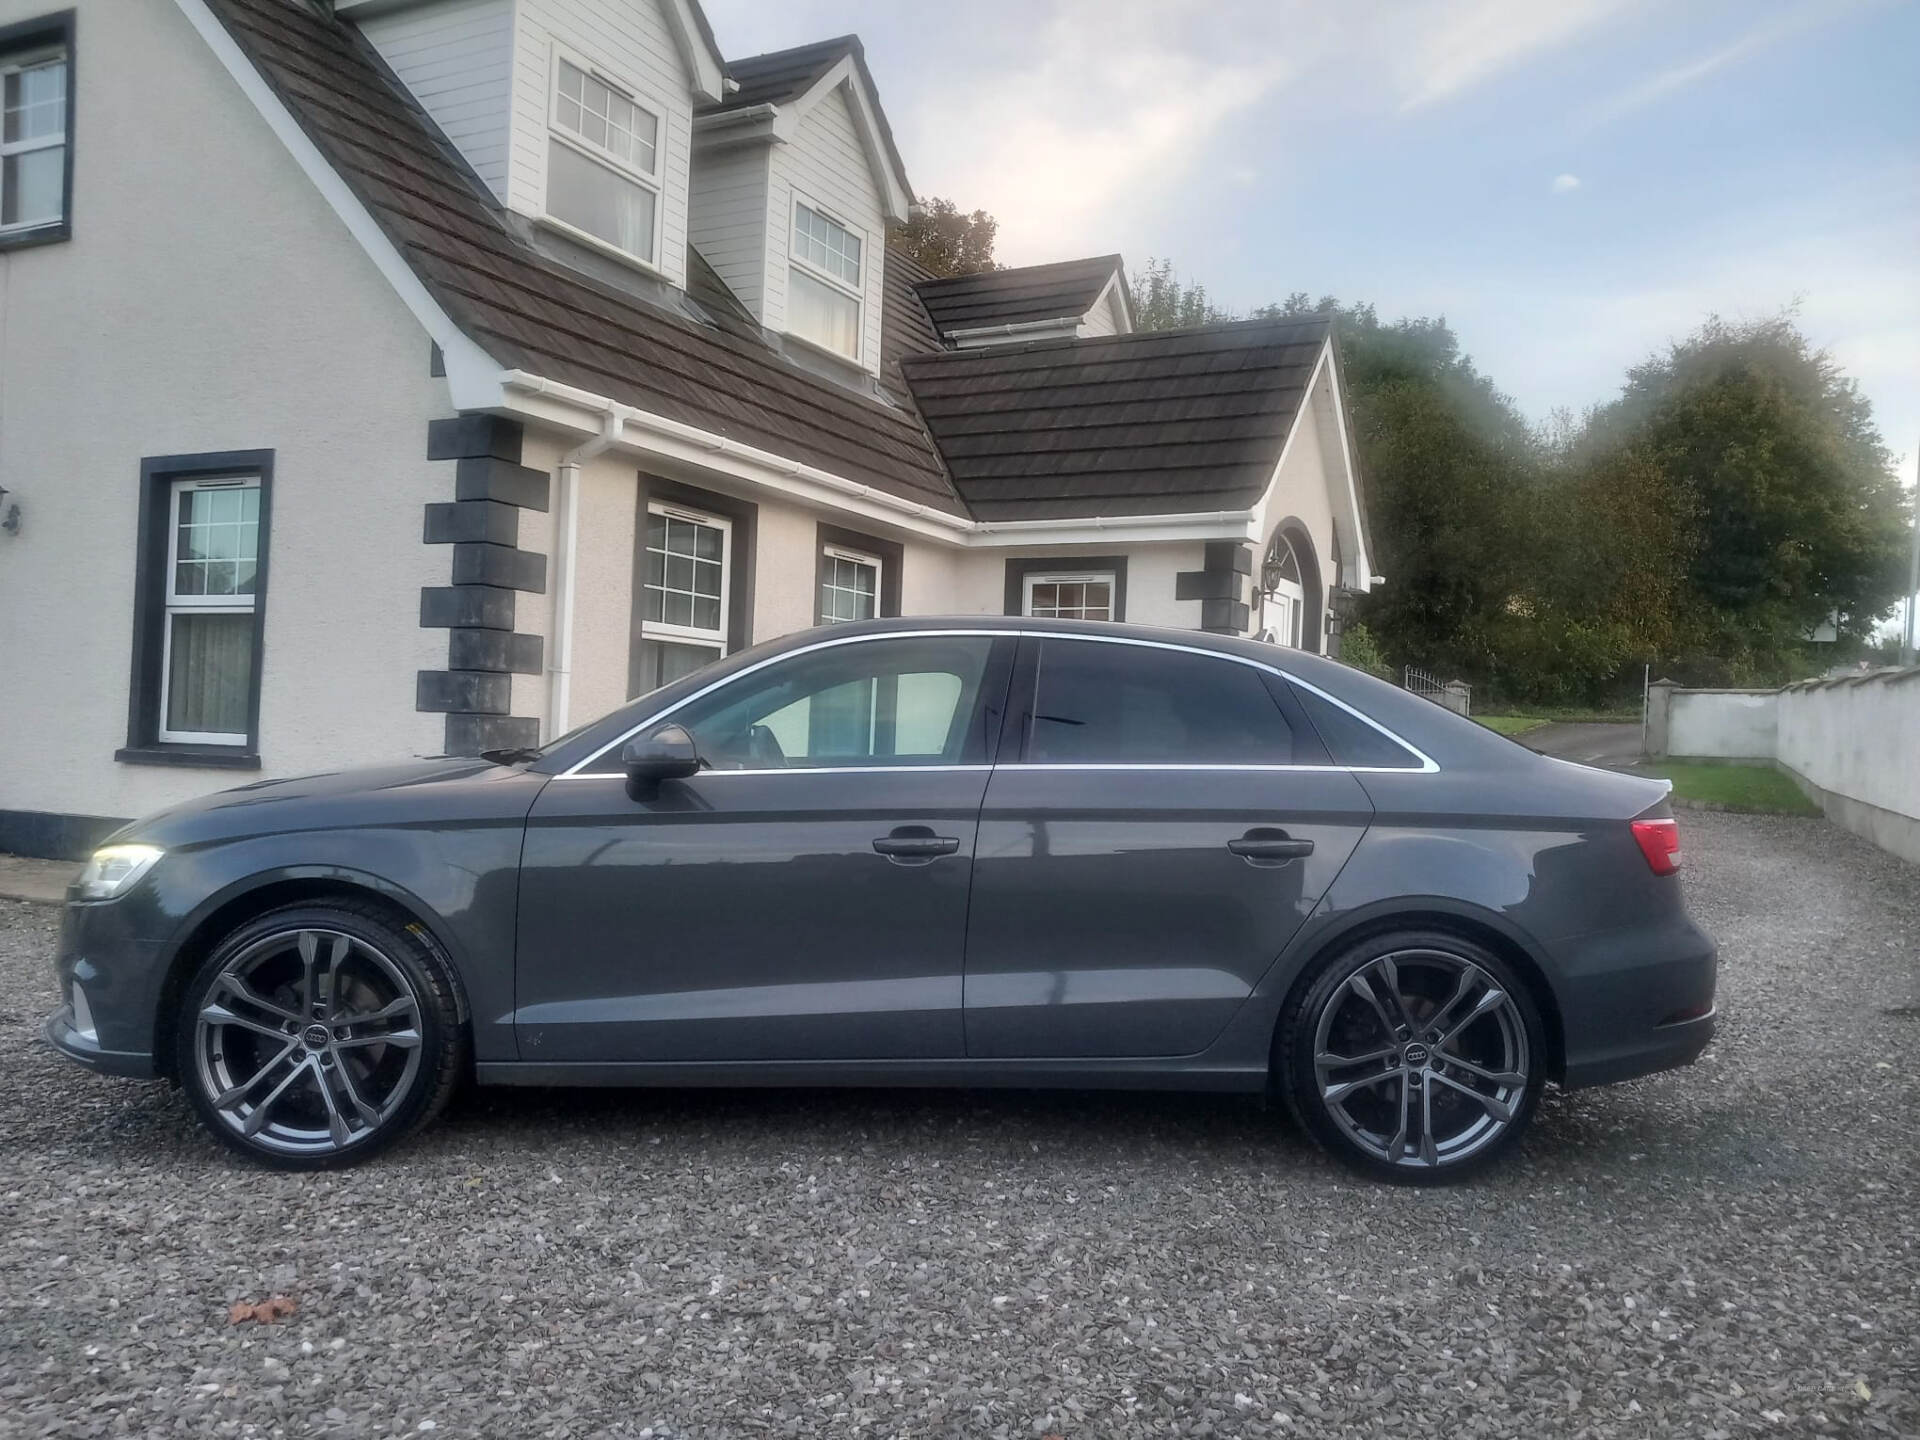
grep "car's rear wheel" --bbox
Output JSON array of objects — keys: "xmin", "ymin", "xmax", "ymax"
[
  {"xmin": 1279, "ymin": 930, "xmax": 1545, "ymax": 1184},
  {"xmin": 174, "ymin": 900, "xmax": 464, "ymax": 1169}
]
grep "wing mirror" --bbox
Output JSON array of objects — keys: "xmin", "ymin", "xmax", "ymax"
[{"xmin": 622, "ymin": 724, "xmax": 701, "ymax": 800}]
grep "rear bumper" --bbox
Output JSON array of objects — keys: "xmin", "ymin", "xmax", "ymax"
[
  {"xmin": 1554, "ymin": 915, "xmax": 1718, "ymax": 1089},
  {"xmin": 43, "ymin": 1006, "xmax": 158, "ymax": 1079}
]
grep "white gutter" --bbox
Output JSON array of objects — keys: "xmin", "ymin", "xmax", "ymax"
[
  {"xmin": 497, "ymin": 372, "xmax": 1267, "ymax": 549},
  {"xmin": 946, "ymin": 317, "xmax": 1082, "ymax": 342},
  {"xmin": 547, "ymin": 408, "xmax": 624, "ymax": 740}
]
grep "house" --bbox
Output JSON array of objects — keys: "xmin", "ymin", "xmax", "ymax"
[{"xmin": 0, "ymin": 0, "xmax": 1379, "ymax": 860}]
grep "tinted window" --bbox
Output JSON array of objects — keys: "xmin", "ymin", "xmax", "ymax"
[
  {"xmin": 1027, "ymin": 640, "xmax": 1292, "ymax": 764},
  {"xmin": 1290, "ymin": 684, "xmax": 1425, "ymax": 769},
  {"xmin": 657, "ymin": 635, "xmax": 998, "ymax": 770}
]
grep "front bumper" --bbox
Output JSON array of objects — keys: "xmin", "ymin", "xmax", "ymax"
[
  {"xmin": 43, "ymin": 1005, "xmax": 157, "ymax": 1079},
  {"xmin": 43, "ymin": 895, "xmax": 169, "ymax": 1080}
]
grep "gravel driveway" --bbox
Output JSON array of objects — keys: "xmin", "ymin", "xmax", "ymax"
[{"xmin": 3, "ymin": 811, "xmax": 1917, "ymax": 1439}]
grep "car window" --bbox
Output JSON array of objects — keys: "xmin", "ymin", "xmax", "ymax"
[
  {"xmin": 1025, "ymin": 639, "xmax": 1294, "ymax": 764},
  {"xmin": 650, "ymin": 635, "xmax": 999, "ymax": 771},
  {"xmin": 1289, "ymin": 684, "xmax": 1426, "ymax": 770}
]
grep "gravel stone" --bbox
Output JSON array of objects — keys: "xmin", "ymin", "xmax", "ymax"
[{"xmin": 2, "ymin": 811, "xmax": 1916, "ymax": 1437}]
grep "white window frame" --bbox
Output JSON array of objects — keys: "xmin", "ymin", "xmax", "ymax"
[
  {"xmin": 819, "ymin": 544, "xmax": 881, "ymax": 624},
  {"xmin": 1023, "ymin": 571, "xmax": 1117, "ymax": 622},
  {"xmin": 542, "ymin": 46, "xmax": 665, "ymax": 270},
  {"xmin": 787, "ymin": 195, "xmax": 865, "ymax": 361},
  {"xmin": 158, "ymin": 476, "xmax": 261, "ymax": 746},
  {"xmin": 642, "ymin": 502, "xmax": 731, "ymax": 666},
  {"xmin": 0, "ymin": 42, "xmax": 68, "ymax": 235}
]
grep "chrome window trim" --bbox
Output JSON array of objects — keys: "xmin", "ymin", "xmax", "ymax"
[{"xmin": 557, "ymin": 627, "xmax": 1438, "ymax": 778}]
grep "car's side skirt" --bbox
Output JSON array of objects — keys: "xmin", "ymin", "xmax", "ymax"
[{"xmin": 475, "ymin": 1058, "xmax": 1270, "ymax": 1092}]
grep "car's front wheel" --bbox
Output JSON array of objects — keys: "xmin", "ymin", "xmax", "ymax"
[
  {"xmin": 174, "ymin": 900, "xmax": 465, "ymax": 1169},
  {"xmin": 1279, "ymin": 930, "xmax": 1546, "ymax": 1184}
]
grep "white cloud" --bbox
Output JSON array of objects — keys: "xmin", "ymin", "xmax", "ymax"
[
  {"xmin": 1383, "ymin": 0, "xmax": 1642, "ymax": 111},
  {"xmin": 1583, "ymin": 0, "xmax": 1879, "ymax": 128},
  {"xmin": 1551, "ymin": 173, "xmax": 1583, "ymax": 194}
]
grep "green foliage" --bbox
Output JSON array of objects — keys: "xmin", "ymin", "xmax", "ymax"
[
  {"xmin": 889, "ymin": 198, "xmax": 998, "ymax": 277},
  {"xmin": 1132, "ymin": 258, "xmax": 1231, "ymax": 331},
  {"xmin": 1138, "ymin": 263, "xmax": 1911, "ymax": 702},
  {"xmin": 1336, "ymin": 622, "xmax": 1392, "ymax": 679}
]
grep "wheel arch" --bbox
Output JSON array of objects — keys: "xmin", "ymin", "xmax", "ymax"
[
  {"xmin": 151, "ymin": 869, "xmax": 472, "ymax": 1081},
  {"xmin": 1268, "ymin": 901, "xmax": 1566, "ymax": 1084}
]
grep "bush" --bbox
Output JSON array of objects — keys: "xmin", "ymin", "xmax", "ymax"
[{"xmin": 1338, "ymin": 623, "xmax": 1393, "ymax": 680}]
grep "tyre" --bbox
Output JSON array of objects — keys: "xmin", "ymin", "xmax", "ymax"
[
  {"xmin": 174, "ymin": 900, "xmax": 466, "ymax": 1169},
  {"xmin": 1278, "ymin": 930, "xmax": 1546, "ymax": 1185}
]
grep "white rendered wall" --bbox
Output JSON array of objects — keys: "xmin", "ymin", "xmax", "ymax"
[
  {"xmin": 1667, "ymin": 690, "xmax": 1780, "ymax": 759},
  {"xmin": 0, "ymin": 0, "xmax": 452, "ymax": 826}
]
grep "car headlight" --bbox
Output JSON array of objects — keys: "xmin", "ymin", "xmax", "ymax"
[{"xmin": 73, "ymin": 844, "xmax": 165, "ymax": 901}]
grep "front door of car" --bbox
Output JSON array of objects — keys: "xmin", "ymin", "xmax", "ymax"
[
  {"xmin": 515, "ymin": 632, "xmax": 1014, "ymax": 1062},
  {"xmin": 963, "ymin": 635, "xmax": 1376, "ymax": 1058}
]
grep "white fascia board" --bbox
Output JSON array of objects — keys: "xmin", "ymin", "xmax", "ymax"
[
  {"xmin": 1315, "ymin": 339, "xmax": 1376, "ymax": 586},
  {"xmin": 1245, "ymin": 337, "xmax": 1374, "ymax": 590},
  {"xmin": 784, "ymin": 54, "xmax": 912, "ymax": 223},
  {"xmin": 964, "ymin": 511, "xmax": 1259, "ymax": 548},
  {"xmin": 663, "ymin": 0, "xmax": 727, "ymax": 105},
  {"xmin": 173, "ymin": 0, "xmax": 504, "ymax": 413},
  {"xmin": 500, "ymin": 371, "xmax": 975, "ymax": 545},
  {"xmin": 499, "ymin": 370, "xmax": 1258, "ymax": 550}
]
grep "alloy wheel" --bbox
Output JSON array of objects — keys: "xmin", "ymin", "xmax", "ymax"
[
  {"xmin": 1312, "ymin": 948, "xmax": 1530, "ymax": 1170},
  {"xmin": 193, "ymin": 927, "xmax": 424, "ymax": 1157}
]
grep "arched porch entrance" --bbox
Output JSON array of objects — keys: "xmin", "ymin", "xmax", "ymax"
[{"xmin": 1260, "ymin": 520, "xmax": 1323, "ymax": 653}]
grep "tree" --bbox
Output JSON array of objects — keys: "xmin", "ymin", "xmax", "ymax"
[
  {"xmin": 1576, "ymin": 314, "xmax": 1911, "ymax": 680},
  {"xmin": 1132, "ymin": 258, "xmax": 1231, "ymax": 331},
  {"xmin": 888, "ymin": 197, "xmax": 998, "ymax": 277}
]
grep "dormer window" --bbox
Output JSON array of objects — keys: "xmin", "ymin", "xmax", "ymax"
[
  {"xmin": 546, "ymin": 55, "xmax": 662, "ymax": 266},
  {"xmin": 788, "ymin": 199, "xmax": 863, "ymax": 360}
]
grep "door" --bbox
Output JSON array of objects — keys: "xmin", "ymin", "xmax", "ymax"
[
  {"xmin": 516, "ymin": 632, "xmax": 1014, "ymax": 1062},
  {"xmin": 963, "ymin": 635, "xmax": 1374, "ymax": 1058}
]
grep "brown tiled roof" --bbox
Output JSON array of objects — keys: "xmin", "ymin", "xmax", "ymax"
[
  {"xmin": 900, "ymin": 317, "xmax": 1333, "ymax": 522},
  {"xmin": 704, "ymin": 35, "xmax": 912, "ymax": 208},
  {"xmin": 879, "ymin": 246, "xmax": 945, "ymax": 398},
  {"xmin": 914, "ymin": 255, "xmax": 1125, "ymax": 336},
  {"xmin": 205, "ymin": 0, "xmax": 964, "ymax": 516}
]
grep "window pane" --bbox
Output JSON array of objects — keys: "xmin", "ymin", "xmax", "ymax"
[
  {"xmin": 643, "ymin": 510, "xmax": 726, "ymax": 638},
  {"xmin": 788, "ymin": 265, "xmax": 860, "ymax": 358},
  {"xmin": 820, "ymin": 554, "xmax": 879, "ymax": 623},
  {"xmin": 671, "ymin": 637, "xmax": 993, "ymax": 769},
  {"xmin": 547, "ymin": 138, "xmax": 656, "ymax": 262},
  {"xmin": 638, "ymin": 638, "xmax": 720, "ymax": 693},
  {"xmin": 1026, "ymin": 574, "xmax": 1114, "ymax": 621},
  {"xmin": 3, "ymin": 59, "xmax": 64, "ymax": 142},
  {"xmin": 1, "ymin": 146, "xmax": 63, "ymax": 227},
  {"xmin": 166, "ymin": 612, "xmax": 253, "ymax": 737},
  {"xmin": 1028, "ymin": 640, "xmax": 1291, "ymax": 764},
  {"xmin": 1291, "ymin": 685, "xmax": 1423, "ymax": 769},
  {"xmin": 794, "ymin": 203, "xmax": 861, "ymax": 286},
  {"xmin": 559, "ymin": 60, "xmax": 584, "ymax": 101}
]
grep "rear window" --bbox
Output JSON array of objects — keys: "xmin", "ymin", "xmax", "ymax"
[
  {"xmin": 1027, "ymin": 639, "xmax": 1294, "ymax": 764},
  {"xmin": 1290, "ymin": 684, "xmax": 1426, "ymax": 770}
]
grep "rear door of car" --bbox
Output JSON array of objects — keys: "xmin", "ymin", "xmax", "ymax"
[{"xmin": 962, "ymin": 634, "xmax": 1375, "ymax": 1058}]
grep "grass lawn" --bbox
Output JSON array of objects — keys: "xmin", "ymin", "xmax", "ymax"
[
  {"xmin": 1480, "ymin": 704, "xmax": 1642, "ymax": 725},
  {"xmin": 1635, "ymin": 762, "xmax": 1822, "ymax": 816},
  {"xmin": 1476, "ymin": 715, "xmax": 1551, "ymax": 736}
]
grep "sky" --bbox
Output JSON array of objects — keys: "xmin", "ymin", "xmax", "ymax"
[{"xmin": 703, "ymin": 0, "xmax": 1920, "ymax": 509}]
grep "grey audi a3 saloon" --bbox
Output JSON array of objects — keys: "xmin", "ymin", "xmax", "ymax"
[{"xmin": 45, "ymin": 617, "xmax": 1716, "ymax": 1183}]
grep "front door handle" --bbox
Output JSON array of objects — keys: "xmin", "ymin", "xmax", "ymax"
[
  {"xmin": 872, "ymin": 826, "xmax": 962, "ymax": 863},
  {"xmin": 1227, "ymin": 829, "xmax": 1315, "ymax": 864}
]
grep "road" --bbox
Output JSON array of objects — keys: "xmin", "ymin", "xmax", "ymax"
[
  {"xmin": 2, "ymin": 811, "xmax": 1917, "ymax": 1438},
  {"xmin": 1523, "ymin": 720, "xmax": 1644, "ymax": 766}
]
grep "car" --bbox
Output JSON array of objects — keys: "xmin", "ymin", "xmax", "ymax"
[{"xmin": 44, "ymin": 617, "xmax": 1716, "ymax": 1182}]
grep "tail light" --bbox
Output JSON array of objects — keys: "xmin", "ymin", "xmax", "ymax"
[{"xmin": 1631, "ymin": 817, "xmax": 1681, "ymax": 876}]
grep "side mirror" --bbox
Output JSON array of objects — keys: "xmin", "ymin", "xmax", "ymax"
[{"xmin": 622, "ymin": 724, "xmax": 701, "ymax": 800}]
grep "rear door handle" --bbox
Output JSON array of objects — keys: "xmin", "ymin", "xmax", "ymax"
[
  {"xmin": 872, "ymin": 826, "xmax": 962, "ymax": 862},
  {"xmin": 1227, "ymin": 829, "xmax": 1315, "ymax": 864}
]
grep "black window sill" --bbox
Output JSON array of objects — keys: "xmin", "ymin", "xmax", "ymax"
[
  {"xmin": 115, "ymin": 746, "xmax": 261, "ymax": 771},
  {"xmin": 0, "ymin": 220, "xmax": 71, "ymax": 254}
]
